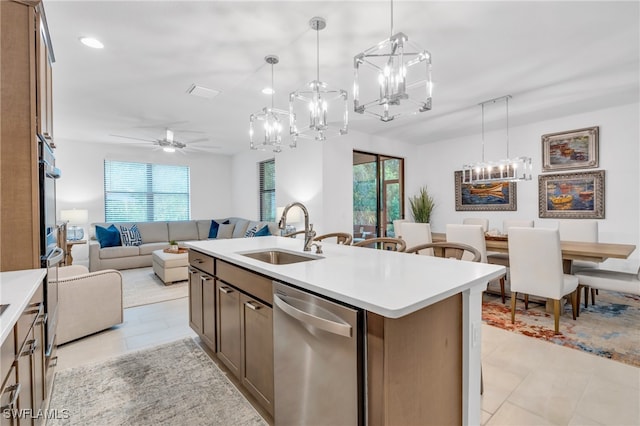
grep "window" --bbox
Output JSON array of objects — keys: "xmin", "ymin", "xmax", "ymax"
[
  {"xmin": 104, "ymin": 160, "xmax": 190, "ymax": 222},
  {"xmin": 259, "ymin": 159, "xmax": 275, "ymax": 222}
]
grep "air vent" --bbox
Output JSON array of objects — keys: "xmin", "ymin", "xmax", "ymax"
[{"xmin": 186, "ymin": 84, "xmax": 221, "ymax": 100}]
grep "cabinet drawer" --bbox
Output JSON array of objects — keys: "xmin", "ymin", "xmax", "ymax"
[
  {"xmin": 217, "ymin": 261, "xmax": 273, "ymax": 305},
  {"xmin": 188, "ymin": 250, "xmax": 214, "ymax": 275}
]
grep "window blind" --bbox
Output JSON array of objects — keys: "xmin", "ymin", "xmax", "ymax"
[
  {"xmin": 104, "ymin": 160, "xmax": 190, "ymax": 222},
  {"xmin": 259, "ymin": 159, "xmax": 275, "ymax": 222}
]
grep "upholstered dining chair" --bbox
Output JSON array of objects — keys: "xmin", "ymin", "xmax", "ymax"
[
  {"xmin": 508, "ymin": 227, "xmax": 579, "ymax": 334},
  {"xmin": 352, "ymin": 237, "xmax": 406, "ymax": 252},
  {"xmin": 462, "ymin": 217, "xmax": 489, "ymax": 233},
  {"xmin": 447, "ymin": 224, "xmax": 507, "ymax": 303},
  {"xmin": 392, "ymin": 219, "xmax": 408, "ymax": 238},
  {"xmin": 486, "ymin": 219, "xmax": 535, "ymax": 303},
  {"xmin": 396, "ymin": 222, "xmax": 433, "ymax": 255},
  {"xmin": 558, "ymin": 220, "xmax": 599, "ymax": 306},
  {"xmin": 405, "ymin": 242, "xmax": 481, "ymax": 262},
  {"xmin": 314, "ymin": 232, "xmax": 353, "ymax": 245},
  {"xmin": 574, "ymin": 266, "xmax": 640, "ymax": 309}
]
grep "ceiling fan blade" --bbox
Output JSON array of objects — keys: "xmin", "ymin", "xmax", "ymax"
[
  {"xmin": 110, "ymin": 134, "xmax": 156, "ymax": 143},
  {"xmin": 184, "ymin": 138, "xmax": 209, "ymax": 144}
]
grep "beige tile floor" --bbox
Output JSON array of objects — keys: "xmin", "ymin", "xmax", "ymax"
[{"xmin": 57, "ymin": 297, "xmax": 640, "ymax": 425}]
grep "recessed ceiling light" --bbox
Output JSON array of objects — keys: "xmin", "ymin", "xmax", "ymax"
[
  {"xmin": 262, "ymin": 87, "xmax": 275, "ymax": 95},
  {"xmin": 79, "ymin": 37, "xmax": 104, "ymax": 49}
]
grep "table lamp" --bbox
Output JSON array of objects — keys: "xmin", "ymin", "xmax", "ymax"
[{"xmin": 60, "ymin": 209, "xmax": 88, "ymax": 241}]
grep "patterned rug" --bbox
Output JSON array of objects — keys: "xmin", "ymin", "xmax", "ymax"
[
  {"xmin": 120, "ymin": 267, "xmax": 188, "ymax": 308},
  {"xmin": 47, "ymin": 338, "xmax": 267, "ymax": 426},
  {"xmin": 482, "ymin": 290, "xmax": 640, "ymax": 367}
]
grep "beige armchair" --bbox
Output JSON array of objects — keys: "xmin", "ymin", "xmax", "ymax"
[{"xmin": 55, "ymin": 265, "xmax": 124, "ymax": 344}]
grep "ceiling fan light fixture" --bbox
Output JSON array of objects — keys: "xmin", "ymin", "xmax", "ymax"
[
  {"xmin": 163, "ymin": 146, "xmax": 176, "ymax": 153},
  {"xmin": 79, "ymin": 37, "xmax": 104, "ymax": 49},
  {"xmin": 262, "ymin": 87, "xmax": 275, "ymax": 95}
]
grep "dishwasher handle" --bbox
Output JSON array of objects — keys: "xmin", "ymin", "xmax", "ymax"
[{"xmin": 274, "ymin": 294, "xmax": 352, "ymax": 338}]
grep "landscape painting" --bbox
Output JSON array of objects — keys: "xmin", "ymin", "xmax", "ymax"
[
  {"xmin": 454, "ymin": 171, "xmax": 517, "ymax": 211},
  {"xmin": 538, "ymin": 170, "xmax": 605, "ymax": 219},
  {"xmin": 541, "ymin": 126, "xmax": 599, "ymax": 172}
]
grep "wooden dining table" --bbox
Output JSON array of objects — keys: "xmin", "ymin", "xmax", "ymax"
[{"xmin": 431, "ymin": 232, "xmax": 637, "ymax": 273}]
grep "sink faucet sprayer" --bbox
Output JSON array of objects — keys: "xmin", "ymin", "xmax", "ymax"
[{"xmin": 279, "ymin": 202, "xmax": 315, "ymax": 252}]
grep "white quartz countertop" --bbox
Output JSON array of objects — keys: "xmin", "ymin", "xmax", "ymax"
[
  {"xmin": 0, "ymin": 269, "xmax": 46, "ymax": 344},
  {"xmin": 186, "ymin": 236, "xmax": 505, "ymax": 318}
]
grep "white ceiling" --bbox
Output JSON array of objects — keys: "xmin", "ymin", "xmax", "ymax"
[{"xmin": 45, "ymin": 1, "xmax": 639, "ymax": 156}]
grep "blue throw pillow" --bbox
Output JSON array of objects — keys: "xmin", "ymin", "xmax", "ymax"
[
  {"xmin": 253, "ymin": 225, "xmax": 271, "ymax": 237},
  {"xmin": 119, "ymin": 224, "xmax": 142, "ymax": 246},
  {"xmin": 95, "ymin": 224, "xmax": 121, "ymax": 248},
  {"xmin": 208, "ymin": 219, "xmax": 230, "ymax": 238}
]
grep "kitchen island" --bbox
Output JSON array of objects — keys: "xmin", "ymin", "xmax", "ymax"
[{"xmin": 186, "ymin": 236, "xmax": 505, "ymax": 425}]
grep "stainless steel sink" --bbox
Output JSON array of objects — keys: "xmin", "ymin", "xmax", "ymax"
[{"xmin": 239, "ymin": 249, "xmax": 321, "ymax": 265}]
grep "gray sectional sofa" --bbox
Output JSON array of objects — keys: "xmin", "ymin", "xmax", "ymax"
[{"xmin": 89, "ymin": 217, "xmax": 279, "ymax": 272}]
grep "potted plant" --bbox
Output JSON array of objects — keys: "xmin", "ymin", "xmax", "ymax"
[
  {"xmin": 169, "ymin": 240, "xmax": 179, "ymax": 252},
  {"xmin": 408, "ymin": 186, "xmax": 435, "ymax": 223}
]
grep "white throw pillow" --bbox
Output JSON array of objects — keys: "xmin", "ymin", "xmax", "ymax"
[{"xmin": 217, "ymin": 223, "xmax": 235, "ymax": 239}]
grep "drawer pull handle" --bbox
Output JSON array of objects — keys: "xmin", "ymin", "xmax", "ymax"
[
  {"xmin": 0, "ymin": 383, "xmax": 21, "ymax": 411},
  {"xmin": 219, "ymin": 286, "xmax": 233, "ymax": 294},
  {"xmin": 49, "ymin": 356, "xmax": 58, "ymax": 368},
  {"xmin": 245, "ymin": 301, "xmax": 261, "ymax": 311},
  {"xmin": 189, "ymin": 268, "xmax": 198, "ymax": 275},
  {"xmin": 194, "ymin": 258, "xmax": 204, "ymax": 264},
  {"xmin": 200, "ymin": 276, "xmax": 212, "ymax": 283}
]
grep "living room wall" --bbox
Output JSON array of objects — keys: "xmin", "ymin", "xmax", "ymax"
[{"xmin": 55, "ymin": 139, "xmax": 233, "ymax": 264}]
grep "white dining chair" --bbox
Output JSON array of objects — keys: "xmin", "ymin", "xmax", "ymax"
[
  {"xmin": 398, "ymin": 222, "xmax": 433, "ymax": 255},
  {"xmin": 574, "ymin": 266, "xmax": 640, "ymax": 309},
  {"xmin": 558, "ymin": 220, "xmax": 599, "ymax": 272},
  {"xmin": 502, "ymin": 219, "xmax": 534, "ymax": 235},
  {"xmin": 462, "ymin": 218, "xmax": 489, "ymax": 233},
  {"xmin": 508, "ymin": 227, "xmax": 579, "ymax": 334},
  {"xmin": 392, "ymin": 219, "xmax": 408, "ymax": 238}
]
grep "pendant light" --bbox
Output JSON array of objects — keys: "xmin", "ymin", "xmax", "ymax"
[
  {"xmin": 289, "ymin": 17, "xmax": 348, "ymax": 142},
  {"xmin": 354, "ymin": 0, "xmax": 433, "ymax": 122},
  {"xmin": 462, "ymin": 95, "xmax": 532, "ymax": 184},
  {"xmin": 250, "ymin": 55, "xmax": 293, "ymax": 153}
]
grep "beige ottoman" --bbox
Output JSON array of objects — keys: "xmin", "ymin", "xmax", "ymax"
[{"xmin": 152, "ymin": 249, "xmax": 189, "ymax": 284}]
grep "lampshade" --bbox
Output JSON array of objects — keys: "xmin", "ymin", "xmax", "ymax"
[
  {"xmin": 276, "ymin": 206, "xmax": 303, "ymax": 224},
  {"xmin": 60, "ymin": 209, "xmax": 88, "ymax": 225}
]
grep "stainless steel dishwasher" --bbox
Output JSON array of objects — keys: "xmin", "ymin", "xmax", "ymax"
[{"xmin": 272, "ymin": 281, "xmax": 363, "ymax": 426}]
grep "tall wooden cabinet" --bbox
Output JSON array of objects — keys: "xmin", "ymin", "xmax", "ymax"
[{"xmin": 0, "ymin": 0, "xmax": 54, "ymax": 272}]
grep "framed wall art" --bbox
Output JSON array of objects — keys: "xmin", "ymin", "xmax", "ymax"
[
  {"xmin": 538, "ymin": 170, "xmax": 605, "ymax": 219},
  {"xmin": 541, "ymin": 126, "xmax": 599, "ymax": 172},
  {"xmin": 454, "ymin": 171, "xmax": 517, "ymax": 211}
]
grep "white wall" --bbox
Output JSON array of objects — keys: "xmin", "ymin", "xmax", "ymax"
[
  {"xmin": 417, "ymin": 102, "xmax": 640, "ymax": 270},
  {"xmin": 55, "ymin": 139, "xmax": 233, "ymax": 262}
]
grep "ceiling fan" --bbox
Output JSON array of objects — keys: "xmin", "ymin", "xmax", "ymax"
[{"xmin": 110, "ymin": 128, "xmax": 215, "ymax": 153}]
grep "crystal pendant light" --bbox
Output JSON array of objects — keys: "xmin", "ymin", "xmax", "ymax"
[
  {"xmin": 250, "ymin": 55, "xmax": 293, "ymax": 153},
  {"xmin": 462, "ymin": 95, "xmax": 533, "ymax": 184},
  {"xmin": 289, "ymin": 17, "xmax": 348, "ymax": 142},
  {"xmin": 354, "ymin": 0, "xmax": 432, "ymax": 122}
]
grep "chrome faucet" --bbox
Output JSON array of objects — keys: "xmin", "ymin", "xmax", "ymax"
[{"xmin": 279, "ymin": 202, "xmax": 315, "ymax": 251}]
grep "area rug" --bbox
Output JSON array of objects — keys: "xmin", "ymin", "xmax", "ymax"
[
  {"xmin": 120, "ymin": 267, "xmax": 188, "ymax": 308},
  {"xmin": 482, "ymin": 290, "xmax": 640, "ymax": 367},
  {"xmin": 46, "ymin": 338, "xmax": 267, "ymax": 426}
]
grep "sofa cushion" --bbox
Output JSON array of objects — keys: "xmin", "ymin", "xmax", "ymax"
[
  {"xmin": 231, "ymin": 219, "xmax": 250, "ymax": 238},
  {"xmin": 196, "ymin": 220, "xmax": 213, "ymax": 240},
  {"xmin": 95, "ymin": 224, "xmax": 121, "ymax": 248},
  {"xmin": 139, "ymin": 242, "xmax": 170, "ymax": 256},
  {"xmin": 217, "ymin": 223, "xmax": 235, "ymax": 239},
  {"xmin": 208, "ymin": 219, "xmax": 230, "ymax": 238},
  {"xmin": 168, "ymin": 221, "xmax": 199, "ymax": 242},
  {"xmin": 119, "ymin": 224, "xmax": 143, "ymax": 246},
  {"xmin": 99, "ymin": 245, "xmax": 139, "ymax": 259},
  {"xmin": 136, "ymin": 222, "xmax": 169, "ymax": 243}
]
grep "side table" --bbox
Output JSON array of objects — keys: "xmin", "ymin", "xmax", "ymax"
[{"xmin": 65, "ymin": 240, "xmax": 87, "ymax": 265}]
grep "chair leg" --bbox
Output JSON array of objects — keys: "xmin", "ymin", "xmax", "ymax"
[
  {"xmin": 499, "ymin": 277, "xmax": 505, "ymax": 304},
  {"xmin": 480, "ymin": 365, "xmax": 484, "ymax": 395},
  {"xmin": 510, "ymin": 292, "xmax": 517, "ymax": 324},
  {"xmin": 583, "ymin": 285, "xmax": 589, "ymax": 309},
  {"xmin": 591, "ymin": 288, "xmax": 597, "ymax": 305},
  {"xmin": 570, "ymin": 290, "xmax": 578, "ymax": 320},
  {"xmin": 524, "ymin": 294, "xmax": 529, "ymax": 310},
  {"xmin": 553, "ymin": 299, "xmax": 561, "ymax": 334},
  {"xmin": 576, "ymin": 285, "xmax": 583, "ymax": 317}
]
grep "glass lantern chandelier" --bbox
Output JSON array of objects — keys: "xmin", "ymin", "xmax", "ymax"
[
  {"xmin": 353, "ymin": 0, "xmax": 432, "ymax": 122},
  {"xmin": 289, "ymin": 17, "xmax": 348, "ymax": 142},
  {"xmin": 462, "ymin": 95, "xmax": 533, "ymax": 184},
  {"xmin": 250, "ymin": 55, "xmax": 293, "ymax": 153}
]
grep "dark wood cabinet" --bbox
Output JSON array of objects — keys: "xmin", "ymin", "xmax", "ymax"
[
  {"xmin": 216, "ymin": 282, "xmax": 241, "ymax": 378},
  {"xmin": 188, "ymin": 267, "xmax": 203, "ymax": 335}
]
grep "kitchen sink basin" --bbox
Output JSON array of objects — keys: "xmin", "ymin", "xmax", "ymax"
[{"xmin": 239, "ymin": 249, "xmax": 321, "ymax": 265}]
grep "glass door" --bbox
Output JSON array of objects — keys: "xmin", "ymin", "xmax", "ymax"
[{"xmin": 353, "ymin": 151, "xmax": 404, "ymax": 240}]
